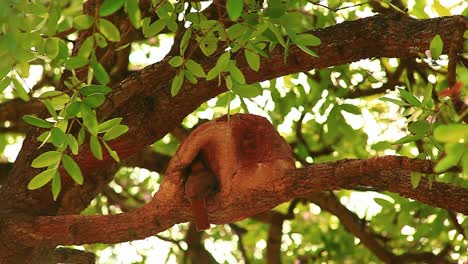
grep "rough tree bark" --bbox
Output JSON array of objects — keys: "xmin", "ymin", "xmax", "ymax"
[{"xmin": 0, "ymin": 13, "xmax": 467, "ymax": 262}]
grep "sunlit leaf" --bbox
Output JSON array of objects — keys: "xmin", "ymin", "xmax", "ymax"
[
  {"xmin": 90, "ymin": 135, "xmax": 103, "ymax": 160},
  {"xmin": 99, "ymin": 0, "xmax": 125, "ymax": 16},
  {"xmin": 226, "ymin": 0, "xmax": 243, "ymax": 21},
  {"xmin": 31, "ymin": 151, "xmax": 61, "ymax": 168},
  {"xmin": 22, "ymin": 115, "xmax": 52, "ymax": 128},
  {"xmin": 62, "ymin": 154, "xmax": 83, "ymax": 184},
  {"xmin": 98, "ymin": 19, "xmax": 121, "ymax": 42},
  {"xmin": 28, "ymin": 168, "xmax": 56, "ymax": 190}
]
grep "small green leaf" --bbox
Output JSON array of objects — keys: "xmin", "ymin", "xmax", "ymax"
[
  {"xmin": 83, "ymin": 94, "xmax": 106, "ymax": 108},
  {"xmin": 0, "ymin": 77, "xmax": 11, "ymax": 94},
  {"xmin": 143, "ymin": 19, "xmax": 166, "ymax": 38},
  {"xmin": 91, "ymin": 61, "xmax": 110, "ymax": 85},
  {"xmin": 245, "ymin": 49, "xmax": 260, "ymax": 71},
  {"xmin": 430, "ymin": 34, "xmax": 443, "ymax": 59},
  {"xmin": 434, "ymin": 143, "xmax": 465, "ymax": 172},
  {"xmin": 380, "ymin": 97, "xmax": 409, "ymax": 106},
  {"xmin": 50, "ymin": 127, "xmax": 67, "ymax": 147},
  {"xmin": 99, "ymin": 0, "xmax": 125, "ymax": 16},
  {"xmin": 228, "ymin": 63, "xmax": 245, "ymax": 84},
  {"xmin": 90, "ymin": 135, "xmax": 103, "ymax": 160},
  {"xmin": 80, "ymin": 85, "xmax": 112, "ymax": 96},
  {"xmin": 293, "ymin": 34, "xmax": 321, "ymax": 46},
  {"xmin": 169, "ymin": 56, "xmax": 183, "ymax": 67},
  {"xmin": 171, "ymin": 70, "xmax": 185, "ymax": 96},
  {"xmin": 51, "ymin": 171, "xmax": 61, "ymax": 200},
  {"xmin": 64, "ymin": 56, "xmax": 88, "ymax": 70},
  {"xmin": 66, "ymin": 101, "xmax": 81, "ymax": 117},
  {"xmin": 103, "ymin": 141, "xmax": 120, "ymax": 162},
  {"xmin": 12, "ymin": 78, "xmax": 29, "ymax": 101},
  {"xmin": 28, "ymin": 168, "xmax": 56, "ymax": 190},
  {"xmin": 399, "ymin": 89, "xmax": 422, "ymax": 107},
  {"xmin": 81, "ymin": 104, "xmax": 98, "ymax": 135},
  {"xmin": 67, "ymin": 134, "xmax": 79, "ymax": 155},
  {"xmin": 98, "ymin": 118, "xmax": 123, "ymax": 132},
  {"xmin": 98, "ymin": 19, "xmax": 121, "ymax": 42},
  {"xmin": 215, "ymin": 52, "xmax": 231, "ymax": 71},
  {"xmin": 226, "ymin": 0, "xmax": 243, "ymax": 21},
  {"xmin": 434, "ymin": 124, "xmax": 468, "ymax": 143},
  {"xmin": 231, "ymin": 83, "xmax": 262, "ymax": 98},
  {"xmin": 411, "ymin": 172, "xmax": 422, "ymax": 189},
  {"xmin": 78, "ymin": 127, "xmax": 85, "ymax": 145},
  {"xmin": 103, "ymin": 124, "xmax": 128, "ymax": 141},
  {"xmin": 408, "ymin": 120, "xmax": 429, "ymax": 135},
  {"xmin": 73, "ymin": 15, "xmax": 94, "ymax": 30},
  {"xmin": 22, "ymin": 115, "xmax": 52, "ymax": 128},
  {"xmin": 31, "ymin": 151, "xmax": 61, "ymax": 168},
  {"xmin": 180, "ymin": 29, "xmax": 192, "ymax": 55},
  {"xmin": 185, "ymin": 59, "xmax": 205, "ymax": 78},
  {"xmin": 125, "ymin": 0, "xmax": 141, "ymax": 28},
  {"xmin": 296, "ymin": 44, "xmax": 318, "ymax": 57},
  {"xmin": 44, "ymin": 38, "xmax": 59, "ymax": 58},
  {"xmin": 393, "ymin": 134, "xmax": 424, "ymax": 144},
  {"xmin": 340, "ymin": 104, "xmax": 361, "ymax": 115},
  {"xmin": 62, "ymin": 154, "xmax": 83, "ymax": 184}
]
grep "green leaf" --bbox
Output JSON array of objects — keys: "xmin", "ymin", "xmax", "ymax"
[
  {"xmin": 66, "ymin": 101, "xmax": 81, "ymax": 117},
  {"xmin": 434, "ymin": 143, "xmax": 465, "ymax": 172},
  {"xmin": 293, "ymin": 34, "xmax": 321, "ymax": 46},
  {"xmin": 83, "ymin": 94, "xmax": 106, "ymax": 108},
  {"xmin": 228, "ymin": 63, "xmax": 245, "ymax": 84},
  {"xmin": 393, "ymin": 134, "xmax": 424, "ymax": 144},
  {"xmin": 98, "ymin": 19, "xmax": 121, "ymax": 42},
  {"xmin": 103, "ymin": 141, "xmax": 120, "ymax": 162},
  {"xmin": 62, "ymin": 154, "xmax": 83, "ymax": 184},
  {"xmin": 78, "ymin": 127, "xmax": 85, "ymax": 145},
  {"xmin": 434, "ymin": 124, "xmax": 468, "ymax": 143},
  {"xmin": 67, "ymin": 134, "xmax": 79, "ymax": 155},
  {"xmin": 39, "ymin": 91, "xmax": 70, "ymax": 110},
  {"xmin": 408, "ymin": 120, "xmax": 429, "ymax": 135},
  {"xmin": 90, "ymin": 135, "xmax": 103, "ymax": 160},
  {"xmin": 103, "ymin": 124, "xmax": 128, "ymax": 141},
  {"xmin": 44, "ymin": 38, "xmax": 59, "ymax": 58},
  {"xmin": 231, "ymin": 83, "xmax": 262, "ymax": 98},
  {"xmin": 245, "ymin": 49, "xmax": 260, "ymax": 72},
  {"xmin": 380, "ymin": 97, "xmax": 409, "ymax": 106},
  {"xmin": 411, "ymin": 172, "xmax": 422, "ymax": 189},
  {"xmin": 399, "ymin": 89, "xmax": 422, "ymax": 107},
  {"xmin": 185, "ymin": 59, "xmax": 205, "ymax": 78},
  {"xmin": 180, "ymin": 29, "xmax": 192, "ymax": 55},
  {"xmin": 94, "ymin": 32, "xmax": 108, "ymax": 48},
  {"xmin": 340, "ymin": 104, "xmax": 361, "ymax": 115},
  {"xmin": 92, "ymin": 60, "xmax": 110, "ymax": 85},
  {"xmin": 64, "ymin": 56, "xmax": 88, "ymax": 70},
  {"xmin": 267, "ymin": 22, "xmax": 286, "ymax": 47},
  {"xmin": 296, "ymin": 44, "xmax": 318, "ymax": 57},
  {"xmin": 0, "ymin": 77, "xmax": 11, "ymax": 94},
  {"xmin": 73, "ymin": 15, "xmax": 94, "ymax": 30},
  {"xmin": 31, "ymin": 151, "xmax": 61, "ymax": 168},
  {"xmin": 12, "ymin": 78, "xmax": 29, "ymax": 101},
  {"xmin": 430, "ymin": 34, "xmax": 443, "ymax": 59},
  {"xmin": 28, "ymin": 168, "xmax": 56, "ymax": 190},
  {"xmin": 143, "ymin": 19, "xmax": 166, "ymax": 38},
  {"xmin": 215, "ymin": 52, "xmax": 231, "ymax": 71},
  {"xmin": 99, "ymin": 0, "xmax": 125, "ymax": 16},
  {"xmin": 50, "ymin": 127, "xmax": 67, "ymax": 147},
  {"xmin": 169, "ymin": 56, "xmax": 183, "ymax": 67},
  {"xmin": 98, "ymin": 118, "xmax": 123, "ymax": 132},
  {"xmin": 22, "ymin": 115, "xmax": 52, "ymax": 128},
  {"xmin": 81, "ymin": 104, "xmax": 98, "ymax": 135},
  {"xmin": 171, "ymin": 70, "xmax": 185, "ymax": 96},
  {"xmin": 51, "ymin": 171, "xmax": 61, "ymax": 200},
  {"xmin": 125, "ymin": 0, "xmax": 141, "ymax": 28},
  {"xmin": 80, "ymin": 85, "xmax": 112, "ymax": 96},
  {"xmin": 226, "ymin": 0, "xmax": 243, "ymax": 20}
]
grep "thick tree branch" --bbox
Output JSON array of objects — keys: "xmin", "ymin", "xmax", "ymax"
[{"xmin": 2, "ymin": 156, "xmax": 466, "ymax": 248}]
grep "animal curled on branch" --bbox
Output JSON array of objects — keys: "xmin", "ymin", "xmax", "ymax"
[{"xmin": 165, "ymin": 114, "xmax": 295, "ymax": 230}]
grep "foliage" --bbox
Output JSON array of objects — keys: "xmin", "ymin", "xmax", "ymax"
[{"xmin": 0, "ymin": 0, "xmax": 467, "ymax": 263}]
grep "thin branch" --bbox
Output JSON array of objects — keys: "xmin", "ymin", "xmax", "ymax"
[{"xmin": 229, "ymin": 224, "xmax": 251, "ymax": 264}]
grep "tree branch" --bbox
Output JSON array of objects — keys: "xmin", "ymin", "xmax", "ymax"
[{"xmin": 3, "ymin": 156, "xmax": 466, "ymax": 248}]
